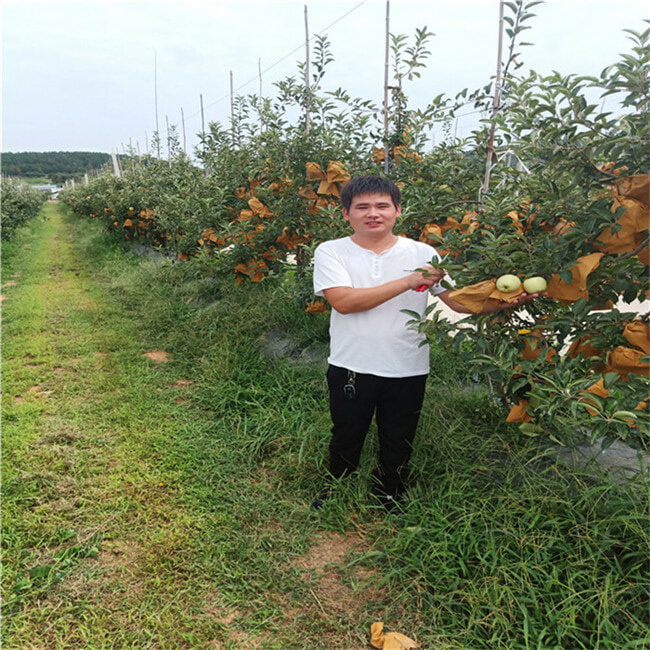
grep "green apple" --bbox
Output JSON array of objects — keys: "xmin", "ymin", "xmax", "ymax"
[
  {"xmin": 523, "ymin": 276, "xmax": 547, "ymax": 293},
  {"xmin": 496, "ymin": 274, "xmax": 521, "ymax": 292}
]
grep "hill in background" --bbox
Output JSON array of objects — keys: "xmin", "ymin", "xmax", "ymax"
[{"xmin": 1, "ymin": 151, "xmax": 120, "ymax": 184}]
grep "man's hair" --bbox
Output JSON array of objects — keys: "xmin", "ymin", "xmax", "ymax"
[{"xmin": 340, "ymin": 175, "xmax": 401, "ymax": 211}]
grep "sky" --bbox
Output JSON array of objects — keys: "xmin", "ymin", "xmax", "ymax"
[{"xmin": 2, "ymin": 0, "xmax": 648, "ymax": 156}]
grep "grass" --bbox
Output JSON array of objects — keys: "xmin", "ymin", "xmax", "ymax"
[
  {"xmin": 20, "ymin": 177, "xmax": 53, "ymax": 186},
  {"xmin": 1, "ymin": 202, "xmax": 649, "ymax": 648}
]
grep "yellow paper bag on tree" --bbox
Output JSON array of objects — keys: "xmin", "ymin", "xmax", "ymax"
[
  {"xmin": 596, "ymin": 197, "xmax": 648, "ymax": 254},
  {"xmin": 546, "ymin": 253, "xmax": 604, "ymax": 303},
  {"xmin": 326, "ymin": 160, "xmax": 350, "ymax": 184},
  {"xmin": 622, "ymin": 321, "xmax": 650, "ymax": 354},
  {"xmin": 306, "ymin": 162, "xmax": 325, "ymax": 180},
  {"xmin": 615, "ymin": 174, "xmax": 650, "ymax": 206},
  {"xmin": 580, "ymin": 377, "xmax": 610, "ymax": 415},
  {"xmin": 606, "ymin": 346, "xmax": 650, "ymax": 378}
]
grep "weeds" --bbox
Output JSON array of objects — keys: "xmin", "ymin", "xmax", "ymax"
[{"xmin": 2, "ymin": 204, "xmax": 648, "ymax": 648}]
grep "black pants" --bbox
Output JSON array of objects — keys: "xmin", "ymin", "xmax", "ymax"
[{"xmin": 326, "ymin": 364, "xmax": 428, "ymax": 497}]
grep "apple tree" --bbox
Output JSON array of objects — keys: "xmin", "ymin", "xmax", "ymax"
[
  {"xmin": 1, "ymin": 178, "xmax": 43, "ymax": 240},
  {"xmin": 411, "ymin": 22, "xmax": 650, "ymax": 449}
]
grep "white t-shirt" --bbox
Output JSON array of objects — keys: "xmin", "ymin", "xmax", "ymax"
[{"xmin": 313, "ymin": 236, "xmax": 453, "ymax": 378}]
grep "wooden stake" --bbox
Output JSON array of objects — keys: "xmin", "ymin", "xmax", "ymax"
[{"xmin": 111, "ymin": 151, "xmax": 122, "ymax": 178}]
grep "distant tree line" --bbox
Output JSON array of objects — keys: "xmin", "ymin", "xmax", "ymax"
[{"xmin": 1, "ymin": 151, "xmax": 124, "ymax": 184}]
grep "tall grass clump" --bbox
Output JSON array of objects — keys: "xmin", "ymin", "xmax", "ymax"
[{"xmin": 366, "ymin": 345, "xmax": 650, "ymax": 649}]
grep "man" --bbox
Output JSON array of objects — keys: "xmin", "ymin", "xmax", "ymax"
[{"xmin": 312, "ymin": 175, "xmax": 536, "ymax": 511}]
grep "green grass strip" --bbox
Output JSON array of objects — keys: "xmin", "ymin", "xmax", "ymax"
[{"xmin": 2, "ymin": 203, "xmax": 648, "ymax": 649}]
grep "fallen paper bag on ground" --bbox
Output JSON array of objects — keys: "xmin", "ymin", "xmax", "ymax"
[{"xmin": 370, "ymin": 622, "xmax": 421, "ymax": 649}]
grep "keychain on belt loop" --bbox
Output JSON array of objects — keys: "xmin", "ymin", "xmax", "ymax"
[{"xmin": 344, "ymin": 370, "xmax": 356, "ymax": 399}]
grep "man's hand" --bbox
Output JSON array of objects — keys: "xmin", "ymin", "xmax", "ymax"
[
  {"xmin": 410, "ymin": 265, "xmax": 445, "ymax": 292},
  {"xmin": 323, "ymin": 265, "xmax": 447, "ymax": 314},
  {"xmin": 438, "ymin": 288, "xmax": 548, "ymax": 314},
  {"xmin": 502, "ymin": 291, "xmax": 547, "ymax": 310}
]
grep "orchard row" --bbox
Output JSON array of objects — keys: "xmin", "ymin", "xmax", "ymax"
[{"xmin": 61, "ymin": 19, "xmax": 650, "ymax": 449}]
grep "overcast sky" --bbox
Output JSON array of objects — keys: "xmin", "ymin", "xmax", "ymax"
[{"xmin": 2, "ymin": 0, "xmax": 648, "ymax": 155}]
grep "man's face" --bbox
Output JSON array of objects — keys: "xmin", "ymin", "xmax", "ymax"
[{"xmin": 342, "ymin": 192, "xmax": 401, "ymax": 237}]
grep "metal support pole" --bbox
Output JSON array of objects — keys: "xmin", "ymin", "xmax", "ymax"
[
  {"xmin": 482, "ymin": 0, "xmax": 505, "ymax": 195},
  {"xmin": 305, "ymin": 5, "xmax": 311, "ymax": 135},
  {"xmin": 383, "ymin": 0, "xmax": 391, "ymax": 174}
]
